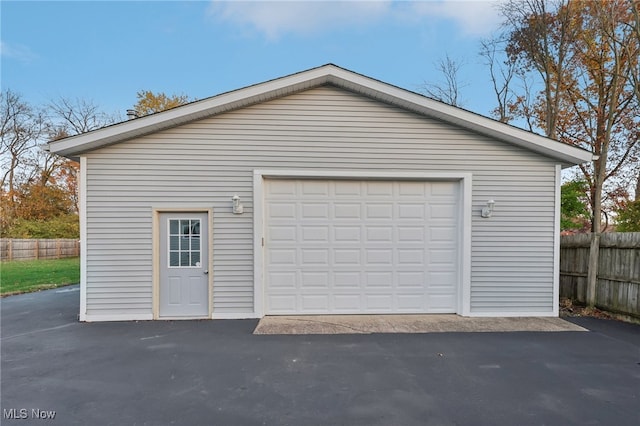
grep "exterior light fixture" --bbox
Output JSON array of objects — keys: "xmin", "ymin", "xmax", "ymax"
[
  {"xmin": 481, "ymin": 199, "xmax": 495, "ymax": 218},
  {"xmin": 232, "ymin": 195, "xmax": 244, "ymax": 214}
]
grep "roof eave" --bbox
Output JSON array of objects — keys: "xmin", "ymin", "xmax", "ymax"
[{"xmin": 48, "ymin": 64, "xmax": 593, "ymax": 166}]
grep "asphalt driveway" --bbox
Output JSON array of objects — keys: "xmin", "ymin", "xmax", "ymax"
[{"xmin": 1, "ymin": 286, "xmax": 639, "ymax": 426}]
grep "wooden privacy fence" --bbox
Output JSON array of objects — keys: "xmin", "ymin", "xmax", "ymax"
[
  {"xmin": 0, "ymin": 239, "xmax": 80, "ymax": 261},
  {"xmin": 560, "ymin": 233, "xmax": 640, "ymax": 318}
]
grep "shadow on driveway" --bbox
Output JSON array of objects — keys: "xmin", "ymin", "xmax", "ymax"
[{"xmin": 2, "ymin": 285, "xmax": 639, "ymax": 426}]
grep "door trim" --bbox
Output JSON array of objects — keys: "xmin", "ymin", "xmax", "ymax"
[
  {"xmin": 253, "ymin": 170, "xmax": 472, "ymax": 318},
  {"xmin": 152, "ymin": 207, "xmax": 213, "ymax": 320}
]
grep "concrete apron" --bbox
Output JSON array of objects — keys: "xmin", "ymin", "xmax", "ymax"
[{"xmin": 253, "ymin": 315, "xmax": 588, "ymax": 335}]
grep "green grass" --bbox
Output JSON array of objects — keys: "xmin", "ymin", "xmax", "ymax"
[{"xmin": 0, "ymin": 257, "xmax": 80, "ymax": 296}]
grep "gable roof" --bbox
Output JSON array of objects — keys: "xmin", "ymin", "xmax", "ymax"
[{"xmin": 47, "ymin": 64, "xmax": 593, "ymax": 166}]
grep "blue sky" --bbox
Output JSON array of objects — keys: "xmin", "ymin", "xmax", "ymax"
[{"xmin": 2, "ymin": 1, "xmax": 506, "ymax": 120}]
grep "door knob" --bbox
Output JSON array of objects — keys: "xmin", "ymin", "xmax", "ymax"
[{"xmin": 204, "ymin": 270, "xmax": 209, "ymax": 275}]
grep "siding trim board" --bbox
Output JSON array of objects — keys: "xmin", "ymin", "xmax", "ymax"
[
  {"xmin": 253, "ymin": 169, "xmax": 472, "ymax": 317},
  {"xmin": 553, "ymin": 164, "xmax": 562, "ymax": 317},
  {"xmin": 79, "ymin": 156, "xmax": 88, "ymax": 321}
]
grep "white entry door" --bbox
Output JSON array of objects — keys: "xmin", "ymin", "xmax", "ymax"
[
  {"xmin": 264, "ymin": 179, "xmax": 460, "ymax": 315},
  {"xmin": 159, "ymin": 213, "xmax": 209, "ymax": 318}
]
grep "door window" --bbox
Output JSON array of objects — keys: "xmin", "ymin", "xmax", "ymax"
[{"xmin": 168, "ymin": 219, "xmax": 201, "ymax": 267}]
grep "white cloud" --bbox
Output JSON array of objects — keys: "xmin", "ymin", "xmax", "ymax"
[
  {"xmin": 408, "ymin": 0, "xmax": 504, "ymax": 37},
  {"xmin": 209, "ymin": 1, "xmax": 392, "ymax": 40},
  {"xmin": 0, "ymin": 41, "xmax": 37, "ymax": 62},
  {"xmin": 209, "ymin": 0, "xmax": 504, "ymax": 40}
]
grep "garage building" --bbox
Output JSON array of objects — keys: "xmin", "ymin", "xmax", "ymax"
[{"xmin": 47, "ymin": 64, "xmax": 593, "ymax": 321}]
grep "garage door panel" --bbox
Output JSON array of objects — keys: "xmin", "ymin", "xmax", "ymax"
[
  {"xmin": 302, "ymin": 181, "xmax": 330, "ymax": 195},
  {"xmin": 268, "ymin": 272, "xmax": 296, "ymax": 289},
  {"xmin": 429, "ymin": 271, "xmax": 457, "ymax": 286},
  {"xmin": 398, "ymin": 227, "xmax": 425, "ymax": 241},
  {"xmin": 265, "ymin": 179, "xmax": 460, "ymax": 315},
  {"xmin": 269, "ymin": 295, "xmax": 297, "ymax": 312},
  {"xmin": 365, "ymin": 272, "xmax": 393, "ymax": 287},
  {"xmin": 301, "ymin": 249, "xmax": 329, "ymax": 265},
  {"xmin": 428, "ymin": 293, "xmax": 457, "ymax": 311},
  {"xmin": 431, "ymin": 227, "xmax": 456, "ymax": 241},
  {"xmin": 334, "ymin": 294, "xmax": 361, "ymax": 311},
  {"xmin": 268, "ymin": 202, "xmax": 296, "ymax": 218},
  {"xmin": 335, "ymin": 181, "xmax": 362, "ymax": 196},
  {"xmin": 430, "ymin": 203, "xmax": 458, "ymax": 219},
  {"xmin": 268, "ymin": 180, "xmax": 297, "ymax": 196},
  {"xmin": 365, "ymin": 294, "xmax": 394, "ymax": 310},
  {"xmin": 397, "ymin": 272, "xmax": 425, "ymax": 288},
  {"xmin": 366, "ymin": 204, "xmax": 393, "ymax": 219},
  {"xmin": 366, "ymin": 227, "xmax": 393, "ymax": 242},
  {"xmin": 268, "ymin": 249, "xmax": 296, "ymax": 265},
  {"xmin": 302, "ymin": 203, "xmax": 329, "ymax": 219},
  {"xmin": 398, "ymin": 203, "xmax": 426, "ymax": 219},
  {"xmin": 334, "ymin": 272, "xmax": 361, "ymax": 288},
  {"xmin": 334, "ymin": 226, "xmax": 361, "ymax": 241},
  {"xmin": 398, "ymin": 249, "xmax": 425, "ymax": 265},
  {"xmin": 334, "ymin": 204, "xmax": 361, "ymax": 219},
  {"xmin": 366, "ymin": 182, "xmax": 393, "ymax": 196},
  {"xmin": 269, "ymin": 226, "xmax": 296, "ymax": 241},
  {"xmin": 301, "ymin": 226, "xmax": 329, "ymax": 241},
  {"xmin": 397, "ymin": 294, "xmax": 426, "ymax": 310},
  {"xmin": 333, "ymin": 249, "xmax": 360, "ymax": 265},
  {"xmin": 365, "ymin": 249, "xmax": 393, "ymax": 265},
  {"xmin": 301, "ymin": 272, "xmax": 329, "ymax": 288},
  {"xmin": 398, "ymin": 181, "xmax": 428, "ymax": 196},
  {"xmin": 301, "ymin": 295, "xmax": 329, "ymax": 311},
  {"xmin": 430, "ymin": 249, "xmax": 457, "ymax": 265}
]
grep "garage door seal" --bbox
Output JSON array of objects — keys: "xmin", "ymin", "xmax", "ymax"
[{"xmin": 253, "ymin": 315, "xmax": 587, "ymax": 335}]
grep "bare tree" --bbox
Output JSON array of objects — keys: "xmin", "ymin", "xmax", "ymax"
[
  {"xmin": 627, "ymin": 0, "xmax": 640, "ymax": 200},
  {"xmin": 48, "ymin": 97, "xmax": 119, "ymax": 136},
  {"xmin": 0, "ymin": 90, "xmax": 45, "ymax": 199},
  {"xmin": 500, "ymin": 0, "xmax": 579, "ymax": 140},
  {"xmin": 479, "ymin": 36, "xmax": 519, "ymax": 123},
  {"xmin": 421, "ymin": 54, "xmax": 466, "ymax": 107},
  {"xmin": 628, "ymin": 0, "xmax": 640, "ymax": 105}
]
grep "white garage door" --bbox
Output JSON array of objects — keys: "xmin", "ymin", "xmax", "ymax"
[{"xmin": 264, "ymin": 179, "xmax": 459, "ymax": 314}]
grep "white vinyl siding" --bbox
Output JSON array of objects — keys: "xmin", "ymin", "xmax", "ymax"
[{"xmin": 84, "ymin": 85, "xmax": 557, "ymax": 318}]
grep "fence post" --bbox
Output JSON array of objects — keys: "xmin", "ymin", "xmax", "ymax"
[
  {"xmin": 35, "ymin": 239, "xmax": 40, "ymax": 260},
  {"xmin": 56, "ymin": 239, "xmax": 61, "ymax": 259},
  {"xmin": 8, "ymin": 239, "xmax": 12, "ymax": 261}
]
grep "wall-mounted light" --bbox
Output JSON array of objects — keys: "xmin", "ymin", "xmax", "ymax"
[
  {"xmin": 481, "ymin": 199, "xmax": 495, "ymax": 218},
  {"xmin": 232, "ymin": 195, "xmax": 244, "ymax": 214}
]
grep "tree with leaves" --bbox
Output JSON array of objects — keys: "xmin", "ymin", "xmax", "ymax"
[
  {"xmin": 615, "ymin": 200, "xmax": 640, "ymax": 231},
  {"xmin": 134, "ymin": 90, "xmax": 190, "ymax": 116},
  {"xmin": 1, "ymin": 92, "xmax": 117, "ymax": 237},
  {"xmin": 492, "ymin": 0, "xmax": 640, "ymax": 307},
  {"xmin": 499, "ymin": 0, "xmax": 639, "ymax": 233},
  {"xmin": 561, "ymin": 180, "xmax": 590, "ymax": 231}
]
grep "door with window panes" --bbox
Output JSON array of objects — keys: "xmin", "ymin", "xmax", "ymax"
[{"xmin": 159, "ymin": 213, "xmax": 209, "ymax": 317}]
